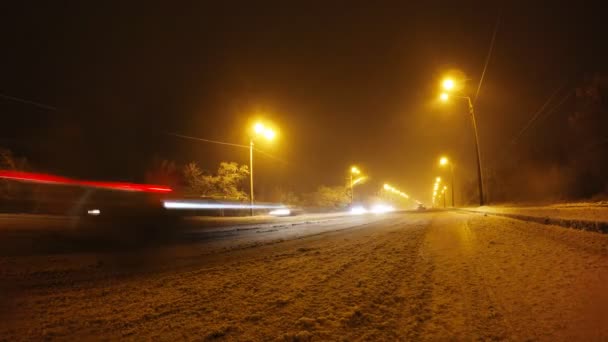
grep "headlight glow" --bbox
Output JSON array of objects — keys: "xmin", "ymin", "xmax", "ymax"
[
  {"xmin": 371, "ymin": 204, "xmax": 394, "ymax": 214},
  {"xmin": 350, "ymin": 206, "xmax": 368, "ymax": 215},
  {"xmin": 269, "ymin": 208, "xmax": 291, "ymax": 216}
]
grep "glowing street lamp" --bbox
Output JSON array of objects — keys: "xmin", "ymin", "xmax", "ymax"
[
  {"xmin": 249, "ymin": 121, "xmax": 277, "ymax": 215},
  {"xmin": 438, "ymin": 75, "xmax": 485, "ymax": 206},
  {"xmin": 438, "ymin": 156, "xmax": 456, "ymax": 207},
  {"xmin": 442, "ymin": 78, "xmax": 455, "ymax": 91},
  {"xmin": 254, "ymin": 122, "xmax": 265, "ymax": 134},
  {"xmin": 383, "ymin": 183, "xmax": 411, "ymax": 206}
]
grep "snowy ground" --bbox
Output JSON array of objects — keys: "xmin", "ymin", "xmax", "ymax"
[
  {"xmin": 465, "ymin": 202, "xmax": 608, "ymax": 223},
  {"xmin": 1, "ymin": 211, "xmax": 608, "ymax": 340}
]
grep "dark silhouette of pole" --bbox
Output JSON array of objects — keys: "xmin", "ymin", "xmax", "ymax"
[
  {"xmin": 450, "ymin": 164, "xmax": 455, "ymax": 207},
  {"xmin": 467, "ymin": 96, "xmax": 485, "ymax": 206},
  {"xmin": 350, "ymin": 172, "xmax": 354, "ymax": 204},
  {"xmin": 249, "ymin": 140, "xmax": 254, "ymax": 216}
]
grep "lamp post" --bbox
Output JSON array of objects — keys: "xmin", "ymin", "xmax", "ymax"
[
  {"xmin": 439, "ymin": 156, "xmax": 456, "ymax": 207},
  {"xmin": 350, "ymin": 166, "xmax": 361, "ymax": 204},
  {"xmin": 440, "ymin": 78, "xmax": 485, "ymax": 206},
  {"xmin": 433, "ymin": 177, "xmax": 441, "ymax": 208},
  {"xmin": 250, "ymin": 122, "xmax": 276, "ymax": 216}
]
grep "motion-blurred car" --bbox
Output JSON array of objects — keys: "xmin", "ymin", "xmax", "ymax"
[{"xmin": 417, "ymin": 203, "xmax": 426, "ymax": 211}]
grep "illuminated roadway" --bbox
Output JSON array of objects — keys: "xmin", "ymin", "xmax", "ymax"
[{"xmin": 1, "ymin": 210, "xmax": 608, "ymax": 340}]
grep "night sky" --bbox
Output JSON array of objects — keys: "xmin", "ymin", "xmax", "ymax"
[{"xmin": 1, "ymin": 2, "xmax": 606, "ymax": 201}]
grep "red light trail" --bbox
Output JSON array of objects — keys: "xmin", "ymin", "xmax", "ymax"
[{"xmin": 0, "ymin": 170, "xmax": 172, "ymax": 193}]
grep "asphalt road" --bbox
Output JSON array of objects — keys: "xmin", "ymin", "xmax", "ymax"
[{"xmin": 1, "ymin": 210, "xmax": 608, "ymax": 340}]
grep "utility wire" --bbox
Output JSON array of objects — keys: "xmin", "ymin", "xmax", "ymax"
[
  {"xmin": 509, "ymin": 82, "xmax": 566, "ymax": 146},
  {"xmin": 474, "ymin": 10, "xmax": 501, "ymax": 105},
  {"xmin": 165, "ymin": 132, "xmax": 288, "ymax": 164},
  {"xmin": 252, "ymin": 147, "xmax": 288, "ymax": 164},
  {"xmin": 491, "ymin": 82, "xmax": 566, "ymax": 168},
  {"xmin": 166, "ymin": 132, "xmax": 249, "ymax": 148},
  {"xmin": 0, "ymin": 92, "xmax": 59, "ymax": 111},
  {"xmin": 531, "ymin": 91, "xmax": 572, "ymax": 129}
]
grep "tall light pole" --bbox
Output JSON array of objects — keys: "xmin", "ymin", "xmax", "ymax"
[
  {"xmin": 433, "ymin": 177, "xmax": 440, "ymax": 208},
  {"xmin": 350, "ymin": 166, "xmax": 361, "ymax": 204},
  {"xmin": 440, "ymin": 77, "xmax": 485, "ymax": 206},
  {"xmin": 250, "ymin": 122, "xmax": 276, "ymax": 216},
  {"xmin": 439, "ymin": 156, "xmax": 455, "ymax": 207}
]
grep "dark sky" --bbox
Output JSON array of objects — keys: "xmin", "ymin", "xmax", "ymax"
[{"xmin": 1, "ymin": 2, "xmax": 606, "ymax": 201}]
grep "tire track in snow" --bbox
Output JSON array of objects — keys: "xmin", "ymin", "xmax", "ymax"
[
  {"xmin": 269, "ymin": 216, "xmax": 428, "ymax": 340},
  {"xmin": 395, "ymin": 213, "xmax": 513, "ymax": 340}
]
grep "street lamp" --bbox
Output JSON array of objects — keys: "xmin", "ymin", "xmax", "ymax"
[
  {"xmin": 442, "ymin": 79, "xmax": 455, "ymax": 91},
  {"xmin": 438, "ymin": 156, "xmax": 455, "ymax": 207},
  {"xmin": 439, "ymin": 77, "xmax": 485, "ymax": 206},
  {"xmin": 250, "ymin": 121, "xmax": 276, "ymax": 215}
]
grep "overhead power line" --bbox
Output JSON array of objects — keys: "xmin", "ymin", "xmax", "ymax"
[
  {"xmin": 493, "ymin": 81, "xmax": 573, "ymax": 169},
  {"xmin": 474, "ymin": 10, "xmax": 502, "ymax": 105},
  {"xmin": 531, "ymin": 91, "xmax": 573, "ymax": 130},
  {"xmin": 509, "ymin": 82, "xmax": 567, "ymax": 146},
  {"xmin": 165, "ymin": 132, "xmax": 288, "ymax": 164},
  {"xmin": 166, "ymin": 132, "xmax": 249, "ymax": 148},
  {"xmin": 0, "ymin": 92, "xmax": 58, "ymax": 111}
]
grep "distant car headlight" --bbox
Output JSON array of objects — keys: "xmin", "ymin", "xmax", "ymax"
[
  {"xmin": 87, "ymin": 209, "xmax": 101, "ymax": 216},
  {"xmin": 269, "ymin": 208, "xmax": 291, "ymax": 216}
]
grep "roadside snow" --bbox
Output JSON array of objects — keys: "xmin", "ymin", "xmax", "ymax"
[
  {"xmin": 1, "ymin": 212, "xmax": 608, "ymax": 340},
  {"xmin": 466, "ymin": 203, "xmax": 608, "ymax": 223}
]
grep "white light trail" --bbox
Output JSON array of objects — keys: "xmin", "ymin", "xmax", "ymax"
[
  {"xmin": 350, "ymin": 206, "xmax": 368, "ymax": 215},
  {"xmin": 163, "ymin": 200, "xmax": 287, "ymax": 210},
  {"xmin": 269, "ymin": 208, "xmax": 291, "ymax": 216}
]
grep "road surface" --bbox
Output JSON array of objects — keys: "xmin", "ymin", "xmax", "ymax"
[{"xmin": 1, "ymin": 210, "xmax": 608, "ymax": 340}]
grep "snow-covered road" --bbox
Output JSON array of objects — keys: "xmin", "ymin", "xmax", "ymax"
[{"xmin": 2, "ymin": 211, "xmax": 608, "ymax": 340}]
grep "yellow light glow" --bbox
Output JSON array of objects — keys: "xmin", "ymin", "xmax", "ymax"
[
  {"xmin": 263, "ymin": 128, "xmax": 276, "ymax": 140},
  {"xmin": 352, "ymin": 166, "xmax": 360, "ymax": 174},
  {"xmin": 440, "ymin": 93, "xmax": 449, "ymax": 102},
  {"xmin": 353, "ymin": 176, "xmax": 366, "ymax": 186},
  {"xmin": 444, "ymin": 186, "xmax": 447, "ymax": 190},
  {"xmin": 436, "ymin": 177, "xmax": 441, "ymax": 182},
  {"xmin": 434, "ymin": 184, "xmax": 439, "ymax": 191},
  {"xmin": 383, "ymin": 183, "xmax": 390, "ymax": 190},
  {"xmin": 442, "ymin": 79, "xmax": 455, "ymax": 91},
  {"xmin": 439, "ymin": 156, "xmax": 449, "ymax": 166},
  {"xmin": 254, "ymin": 122, "xmax": 265, "ymax": 134}
]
